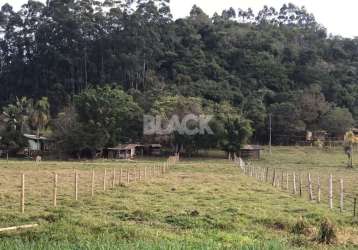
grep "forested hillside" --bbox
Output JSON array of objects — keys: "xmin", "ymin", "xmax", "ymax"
[{"xmin": 1, "ymin": 0, "xmax": 358, "ymax": 150}]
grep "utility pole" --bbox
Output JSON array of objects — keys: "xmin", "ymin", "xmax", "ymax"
[{"xmin": 269, "ymin": 113, "xmax": 272, "ymax": 155}]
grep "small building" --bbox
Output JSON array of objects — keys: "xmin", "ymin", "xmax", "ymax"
[
  {"xmin": 107, "ymin": 144, "xmax": 144, "ymax": 160},
  {"xmin": 145, "ymin": 144, "xmax": 162, "ymax": 156},
  {"xmin": 239, "ymin": 145, "xmax": 263, "ymax": 160},
  {"xmin": 23, "ymin": 134, "xmax": 54, "ymax": 157},
  {"xmin": 306, "ymin": 130, "xmax": 328, "ymax": 142}
]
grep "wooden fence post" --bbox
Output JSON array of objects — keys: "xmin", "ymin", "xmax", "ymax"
[
  {"xmin": 75, "ymin": 170, "xmax": 78, "ymax": 201},
  {"xmin": 103, "ymin": 169, "xmax": 107, "ymax": 191},
  {"xmin": 139, "ymin": 168, "xmax": 142, "ymax": 181},
  {"xmin": 112, "ymin": 169, "xmax": 116, "ymax": 189},
  {"xmin": 293, "ymin": 172, "xmax": 297, "ymax": 195},
  {"xmin": 354, "ymin": 198, "xmax": 357, "ymax": 217},
  {"xmin": 317, "ymin": 176, "xmax": 321, "ymax": 203},
  {"xmin": 265, "ymin": 167, "xmax": 269, "ymax": 182},
  {"xmin": 308, "ymin": 173, "xmax": 313, "ymax": 200},
  {"xmin": 144, "ymin": 167, "xmax": 147, "ymax": 179},
  {"xmin": 127, "ymin": 169, "xmax": 130, "ymax": 184},
  {"xmin": 340, "ymin": 179, "xmax": 344, "ymax": 212},
  {"xmin": 262, "ymin": 168, "xmax": 265, "ymax": 182},
  {"xmin": 299, "ymin": 174, "xmax": 302, "ymax": 197},
  {"xmin": 286, "ymin": 172, "xmax": 289, "ymax": 190},
  {"xmin": 21, "ymin": 173, "xmax": 25, "ymax": 213},
  {"xmin": 281, "ymin": 171, "xmax": 284, "ymax": 189},
  {"xmin": 53, "ymin": 173, "xmax": 58, "ymax": 207},
  {"xmin": 133, "ymin": 169, "xmax": 136, "ymax": 182},
  {"xmin": 272, "ymin": 169, "xmax": 276, "ymax": 186},
  {"xmin": 91, "ymin": 169, "xmax": 95, "ymax": 198},
  {"xmin": 329, "ymin": 174, "xmax": 333, "ymax": 209},
  {"xmin": 119, "ymin": 168, "xmax": 123, "ymax": 185},
  {"xmin": 276, "ymin": 175, "xmax": 280, "ymax": 188}
]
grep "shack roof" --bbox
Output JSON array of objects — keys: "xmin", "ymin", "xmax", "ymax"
[
  {"xmin": 146, "ymin": 144, "xmax": 162, "ymax": 148},
  {"xmin": 108, "ymin": 144, "xmax": 143, "ymax": 150},
  {"xmin": 23, "ymin": 134, "xmax": 50, "ymax": 141}
]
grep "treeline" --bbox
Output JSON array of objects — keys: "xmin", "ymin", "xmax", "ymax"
[
  {"xmin": 1, "ymin": 86, "xmax": 252, "ymax": 157},
  {"xmin": 0, "ymin": 0, "xmax": 358, "ymax": 152}
]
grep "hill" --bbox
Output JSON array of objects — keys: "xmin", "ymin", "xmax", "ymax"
[{"xmin": 0, "ymin": 1, "xmax": 358, "ymax": 143}]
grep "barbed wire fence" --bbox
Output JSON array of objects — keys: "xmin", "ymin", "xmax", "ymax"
[
  {"xmin": 233, "ymin": 155, "xmax": 358, "ymax": 218},
  {"xmin": 0, "ymin": 154, "xmax": 180, "ymax": 214}
]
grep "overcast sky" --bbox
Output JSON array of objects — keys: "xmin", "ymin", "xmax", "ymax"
[{"xmin": 1, "ymin": 0, "xmax": 357, "ymax": 38}]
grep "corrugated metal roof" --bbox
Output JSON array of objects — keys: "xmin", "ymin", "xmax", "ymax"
[
  {"xmin": 147, "ymin": 144, "xmax": 162, "ymax": 148},
  {"xmin": 108, "ymin": 144, "xmax": 143, "ymax": 150},
  {"xmin": 23, "ymin": 134, "xmax": 49, "ymax": 141}
]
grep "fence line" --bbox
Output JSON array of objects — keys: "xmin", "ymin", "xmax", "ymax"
[
  {"xmin": 1, "ymin": 154, "xmax": 180, "ymax": 214},
  {"xmin": 233, "ymin": 156, "xmax": 358, "ymax": 218}
]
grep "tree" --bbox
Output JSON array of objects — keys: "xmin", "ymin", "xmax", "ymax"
[
  {"xmin": 2, "ymin": 97, "xmax": 32, "ymax": 133},
  {"xmin": 30, "ymin": 97, "xmax": 50, "ymax": 139},
  {"xmin": 219, "ymin": 116, "xmax": 252, "ymax": 155},
  {"xmin": 298, "ymin": 85, "xmax": 330, "ymax": 130},
  {"xmin": 68, "ymin": 85, "xmax": 143, "ymax": 157},
  {"xmin": 269, "ymin": 102, "xmax": 306, "ymax": 144},
  {"xmin": 0, "ymin": 1, "xmax": 357, "ymax": 147},
  {"xmin": 150, "ymin": 95, "xmax": 205, "ymax": 154},
  {"xmin": 0, "ymin": 97, "xmax": 32, "ymax": 152},
  {"xmin": 213, "ymin": 102, "xmax": 253, "ymax": 155},
  {"xmin": 320, "ymin": 107, "xmax": 354, "ymax": 136}
]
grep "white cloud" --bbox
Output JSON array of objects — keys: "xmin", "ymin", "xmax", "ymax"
[{"xmin": 0, "ymin": 0, "xmax": 357, "ymax": 37}]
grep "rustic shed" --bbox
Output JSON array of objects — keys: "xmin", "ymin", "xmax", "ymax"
[
  {"xmin": 107, "ymin": 144, "xmax": 143, "ymax": 160},
  {"xmin": 239, "ymin": 145, "xmax": 263, "ymax": 160},
  {"xmin": 23, "ymin": 134, "xmax": 54, "ymax": 157},
  {"xmin": 145, "ymin": 144, "xmax": 162, "ymax": 156},
  {"xmin": 306, "ymin": 130, "xmax": 328, "ymax": 142}
]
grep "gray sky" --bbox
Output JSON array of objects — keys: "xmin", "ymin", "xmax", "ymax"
[{"xmin": 1, "ymin": 0, "xmax": 357, "ymax": 38}]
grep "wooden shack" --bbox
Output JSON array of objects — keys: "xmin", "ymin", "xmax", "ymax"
[
  {"xmin": 107, "ymin": 144, "xmax": 143, "ymax": 160},
  {"xmin": 145, "ymin": 144, "xmax": 162, "ymax": 156},
  {"xmin": 23, "ymin": 134, "xmax": 54, "ymax": 157},
  {"xmin": 239, "ymin": 145, "xmax": 263, "ymax": 160},
  {"xmin": 306, "ymin": 130, "xmax": 328, "ymax": 142}
]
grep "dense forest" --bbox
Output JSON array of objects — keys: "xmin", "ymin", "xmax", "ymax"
[{"xmin": 1, "ymin": 0, "xmax": 358, "ymax": 156}]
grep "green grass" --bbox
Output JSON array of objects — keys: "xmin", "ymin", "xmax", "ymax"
[{"xmin": 0, "ymin": 148, "xmax": 357, "ymax": 249}]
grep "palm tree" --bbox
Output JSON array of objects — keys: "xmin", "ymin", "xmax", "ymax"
[
  {"xmin": 0, "ymin": 97, "xmax": 33, "ymax": 155},
  {"xmin": 30, "ymin": 97, "xmax": 50, "ymax": 151},
  {"xmin": 2, "ymin": 97, "xmax": 32, "ymax": 132}
]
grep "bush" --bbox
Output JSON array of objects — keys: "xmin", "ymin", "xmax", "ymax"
[
  {"xmin": 291, "ymin": 217, "xmax": 309, "ymax": 235},
  {"xmin": 317, "ymin": 218, "xmax": 337, "ymax": 244}
]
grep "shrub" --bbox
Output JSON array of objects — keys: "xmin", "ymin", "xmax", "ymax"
[
  {"xmin": 317, "ymin": 218, "xmax": 337, "ymax": 244},
  {"xmin": 291, "ymin": 217, "xmax": 309, "ymax": 235}
]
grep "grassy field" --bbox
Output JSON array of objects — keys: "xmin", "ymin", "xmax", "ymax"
[
  {"xmin": 255, "ymin": 147, "xmax": 358, "ymax": 213},
  {"xmin": 0, "ymin": 147, "xmax": 357, "ymax": 249}
]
